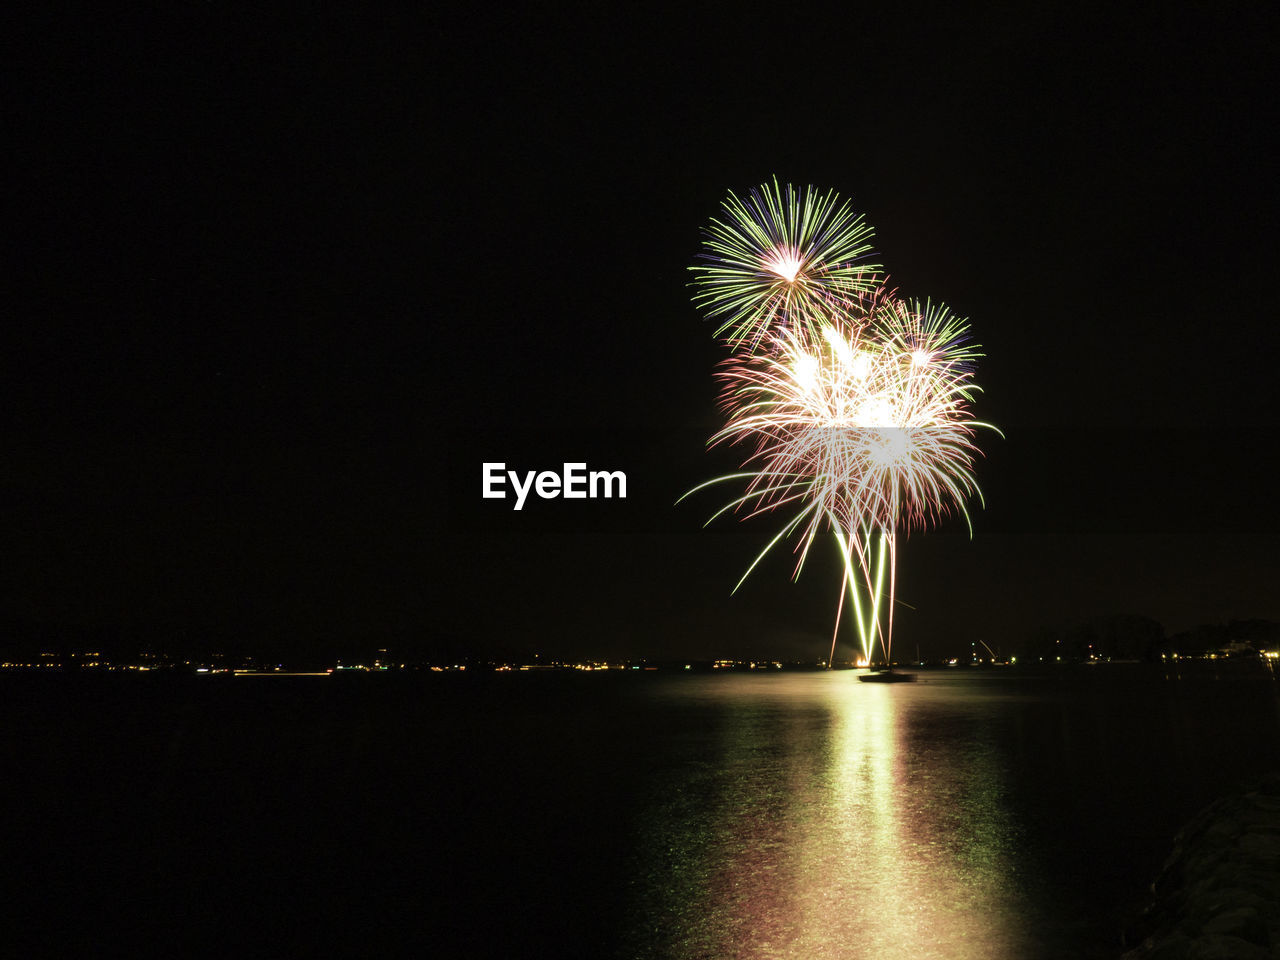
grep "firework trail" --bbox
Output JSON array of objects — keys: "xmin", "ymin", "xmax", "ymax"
[{"xmin": 684, "ymin": 181, "xmax": 997, "ymax": 667}]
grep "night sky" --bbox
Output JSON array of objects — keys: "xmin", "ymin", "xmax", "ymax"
[{"xmin": 6, "ymin": 4, "xmax": 1278, "ymax": 665}]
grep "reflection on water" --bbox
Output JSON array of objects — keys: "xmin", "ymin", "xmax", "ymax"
[
  {"xmin": 629, "ymin": 674, "xmax": 1042, "ymax": 959},
  {"xmin": 6, "ymin": 665, "xmax": 1277, "ymax": 956},
  {"xmin": 810, "ymin": 679, "xmax": 1025, "ymax": 958}
]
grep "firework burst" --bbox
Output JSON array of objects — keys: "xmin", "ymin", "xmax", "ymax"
[
  {"xmin": 715, "ymin": 317, "xmax": 984, "ymax": 540},
  {"xmin": 683, "ymin": 182, "xmax": 998, "ymax": 667},
  {"xmin": 689, "ymin": 177, "xmax": 882, "ymax": 347}
]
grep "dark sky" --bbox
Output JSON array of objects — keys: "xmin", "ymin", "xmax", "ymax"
[{"xmin": 5, "ymin": 3, "xmax": 1278, "ymax": 663}]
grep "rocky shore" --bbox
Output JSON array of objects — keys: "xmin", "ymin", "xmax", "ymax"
[{"xmin": 1122, "ymin": 774, "xmax": 1280, "ymax": 959}]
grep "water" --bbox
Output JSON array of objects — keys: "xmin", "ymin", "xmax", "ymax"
[{"xmin": 3, "ymin": 664, "xmax": 1278, "ymax": 957}]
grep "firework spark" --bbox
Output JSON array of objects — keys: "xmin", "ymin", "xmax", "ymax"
[
  {"xmin": 684, "ymin": 183, "xmax": 997, "ymax": 667},
  {"xmin": 689, "ymin": 177, "xmax": 882, "ymax": 347},
  {"xmin": 699, "ymin": 313, "xmax": 990, "ymax": 662},
  {"xmin": 716, "ymin": 317, "xmax": 984, "ymax": 538}
]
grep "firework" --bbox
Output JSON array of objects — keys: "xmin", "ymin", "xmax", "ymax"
[
  {"xmin": 716, "ymin": 317, "xmax": 982, "ymax": 534},
  {"xmin": 689, "ymin": 177, "xmax": 882, "ymax": 347},
  {"xmin": 683, "ymin": 184, "xmax": 997, "ymax": 667},
  {"xmin": 691, "ymin": 313, "xmax": 989, "ymax": 663}
]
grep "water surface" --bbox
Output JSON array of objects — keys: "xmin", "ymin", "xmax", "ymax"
[{"xmin": 3, "ymin": 664, "xmax": 1277, "ymax": 957}]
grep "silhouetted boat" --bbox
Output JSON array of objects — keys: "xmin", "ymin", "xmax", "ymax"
[{"xmin": 858, "ymin": 667, "xmax": 917, "ymax": 683}]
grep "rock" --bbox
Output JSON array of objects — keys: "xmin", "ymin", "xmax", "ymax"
[
  {"xmin": 1238, "ymin": 831, "xmax": 1280, "ymax": 863},
  {"xmin": 1199, "ymin": 906, "xmax": 1269, "ymax": 946},
  {"xmin": 1122, "ymin": 931, "xmax": 1192, "ymax": 960},
  {"xmin": 1121, "ymin": 774, "xmax": 1280, "ymax": 958},
  {"xmin": 1185, "ymin": 933, "xmax": 1273, "ymax": 959},
  {"xmin": 1198, "ymin": 887, "xmax": 1268, "ymax": 918}
]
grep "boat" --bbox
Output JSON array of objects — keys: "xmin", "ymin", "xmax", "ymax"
[{"xmin": 858, "ymin": 667, "xmax": 917, "ymax": 683}]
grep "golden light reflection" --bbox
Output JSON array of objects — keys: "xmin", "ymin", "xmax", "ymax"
[
  {"xmin": 786, "ymin": 674, "xmax": 1030, "ymax": 958},
  {"xmin": 628, "ymin": 674, "xmax": 1033, "ymax": 959},
  {"xmin": 802, "ymin": 677, "xmax": 901, "ymax": 951}
]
